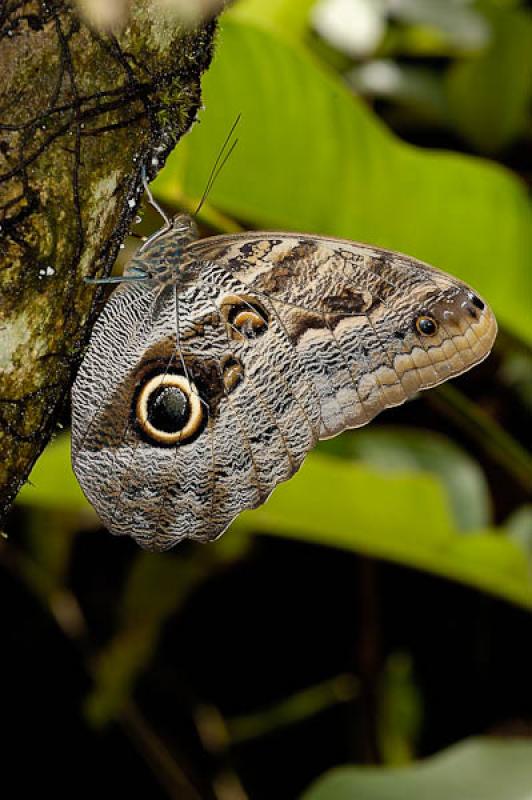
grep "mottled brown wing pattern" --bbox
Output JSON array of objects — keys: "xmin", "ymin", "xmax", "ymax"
[
  {"xmin": 188, "ymin": 232, "xmax": 497, "ymax": 436},
  {"xmin": 72, "ymin": 223, "xmax": 497, "ymax": 551},
  {"xmin": 72, "ymin": 266, "xmax": 322, "ymax": 551}
]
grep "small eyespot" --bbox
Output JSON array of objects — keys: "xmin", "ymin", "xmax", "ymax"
[
  {"xmin": 221, "ymin": 295, "xmax": 269, "ymax": 339},
  {"xmin": 231, "ymin": 308, "xmax": 267, "ymax": 336},
  {"xmin": 135, "ymin": 373, "xmax": 205, "ymax": 445},
  {"xmin": 221, "ymin": 355, "xmax": 244, "ymax": 393},
  {"xmin": 415, "ymin": 315, "xmax": 438, "ymax": 337}
]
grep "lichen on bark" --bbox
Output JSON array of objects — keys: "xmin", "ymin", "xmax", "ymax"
[{"xmin": 0, "ymin": 0, "xmax": 217, "ymax": 517}]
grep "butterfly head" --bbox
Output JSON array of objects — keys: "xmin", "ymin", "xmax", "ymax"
[
  {"xmin": 168, "ymin": 213, "xmax": 199, "ymax": 245},
  {"xmin": 141, "ymin": 213, "xmax": 198, "ymax": 257},
  {"xmin": 119, "ymin": 214, "xmax": 199, "ymax": 286}
]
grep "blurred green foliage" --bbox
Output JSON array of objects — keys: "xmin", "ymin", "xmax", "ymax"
[{"xmin": 6, "ymin": 0, "xmax": 532, "ymax": 797}]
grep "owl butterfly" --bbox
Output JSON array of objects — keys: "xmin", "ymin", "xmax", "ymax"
[{"xmin": 72, "ymin": 211, "xmax": 497, "ymax": 551}]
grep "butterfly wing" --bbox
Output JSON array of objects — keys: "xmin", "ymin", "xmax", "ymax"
[
  {"xmin": 71, "ymin": 266, "xmax": 321, "ymax": 551},
  {"xmin": 188, "ymin": 232, "xmax": 497, "ymax": 437},
  {"xmin": 72, "ymin": 231, "xmax": 497, "ymax": 551}
]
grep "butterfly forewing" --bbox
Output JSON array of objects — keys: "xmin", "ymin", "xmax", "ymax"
[{"xmin": 189, "ymin": 232, "xmax": 497, "ymax": 434}]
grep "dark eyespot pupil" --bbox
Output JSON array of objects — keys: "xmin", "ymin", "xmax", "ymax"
[
  {"xmin": 147, "ymin": 386, "xmax": 189, "ymax": 433},
  {"xmin": 471, "ymin": 294, "xmax": 485, "ymax": 311},
  {"xmin": 417, "ymin": 316, "xmax": 437, "ymax": 336}
]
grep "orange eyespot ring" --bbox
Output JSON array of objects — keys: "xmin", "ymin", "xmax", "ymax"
[
  {"xmin": 136, "ymin": 373, "xmax": 204, "ymax": 445},
  {"xmin": 220, "ymin": 295, "xmax": 269, "ymax": 339},
  {"xmin": 415, "ymin": 316, "xmax": 438, "ymax": 337}
]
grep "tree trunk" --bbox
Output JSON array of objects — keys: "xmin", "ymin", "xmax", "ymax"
[{"xmin": 0, "ymin": 0, "xmax": 217, "ymax": 517}]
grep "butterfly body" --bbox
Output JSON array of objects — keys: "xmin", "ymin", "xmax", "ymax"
[{"xmin": 72, "ymin": 215, "xmax": 497, "ymax": 550}]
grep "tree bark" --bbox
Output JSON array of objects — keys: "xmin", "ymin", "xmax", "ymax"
[{"xmin": 0, "ymin": 0, "xmax": 217, "ymax": 517}]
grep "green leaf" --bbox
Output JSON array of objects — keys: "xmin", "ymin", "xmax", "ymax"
[
  {"xmin": 234, "ymin": 452, "xmax": 532, "ymax": 609},
  {"xmin": 323, "ymin": 427, "xmax": 492, "ymax": 531},
  {"xmin": 446, "ymin": 7, "xmax": 532, "ymax": 153},
  {"xmin": 153, "ymin": 10, "xmax": 532, "ymax": 346},
  {"xmin": 302, "ymin": 738, "xmax": 532, "ymax": 800}
]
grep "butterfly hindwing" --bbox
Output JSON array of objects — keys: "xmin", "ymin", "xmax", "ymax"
[{"xmin": 73, "ymin": 263, "xmax": 321, "ymax": 550}]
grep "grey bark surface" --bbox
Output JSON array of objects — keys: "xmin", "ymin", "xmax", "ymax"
[{"xmin": 0, "ymin": 0, "xmax": 217, "ymax": 517}]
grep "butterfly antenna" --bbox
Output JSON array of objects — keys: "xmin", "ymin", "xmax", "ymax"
[
  {"xmin": 194, "ymin": 114, "xmax": 241, "ymax": 217},
  {"xmin": 204, "ymin": 138, "xmax": 239, "ymax": 202}
]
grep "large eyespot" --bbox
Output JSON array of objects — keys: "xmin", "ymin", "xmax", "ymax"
[
  {"xmin": 220, "ymin": 295, "xmax": 269, "ymax": 339},
  {"xmin": 135, "ymin": 373, "xmax": 205, "ymax": 445},
  {"xmin": 415, "ymin": 315, "xmax": 438, "ymax": 337}
]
